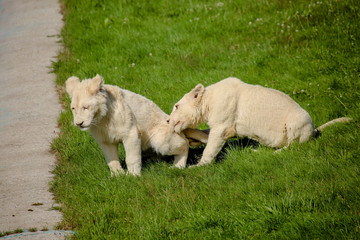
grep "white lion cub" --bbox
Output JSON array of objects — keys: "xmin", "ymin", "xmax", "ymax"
[
  {"xmin": 66, "ymin": 75, "xmax": 208, "ymax": 176},
  {"xmin": 168, "ymin": 77, "xmax": 351, "ymax": 166}
]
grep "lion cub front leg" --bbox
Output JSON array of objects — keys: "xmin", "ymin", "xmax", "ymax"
[
  {"xmin": 98, "ymin": 142, "xmax": 125, "ymax": 176},
  {"xmin": 196, "ymin": 128, "xmax": 226, "ymax": 166},
  {"xmin": 183, "ymin": 128, "xmax": 209, "ymax": 146}
]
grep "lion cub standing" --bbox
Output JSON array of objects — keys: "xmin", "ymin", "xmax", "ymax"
[
  {"xmin": 168, "ymin": 77, "xmax": 351, "ymax": 166},
  {"xmin": 66, "ymin": 75, "xmax": 208, "ymax": 176}
]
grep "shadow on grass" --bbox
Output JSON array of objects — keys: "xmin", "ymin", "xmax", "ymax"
[
  {"xmin": 139, "ymin": 137, "xmax": 259, "ymax": 169},
  {"xmin": 213, "ymin": 137, "xmax": 259, "ymax": 164}
]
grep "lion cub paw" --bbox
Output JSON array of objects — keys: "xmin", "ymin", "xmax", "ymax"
[{"xmin": 110, "ymin": 168, "xmax": 125, "ymax": 177}]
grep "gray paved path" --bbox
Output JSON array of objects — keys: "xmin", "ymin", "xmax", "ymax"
[{"xmin": 0, "ymin": 0, "xmax": 65, "ymax": 237}]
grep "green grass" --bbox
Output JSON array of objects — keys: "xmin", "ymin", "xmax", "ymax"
[{"xmin": 52, "ymin": 0, "xmax": 360, "ymax": 238}]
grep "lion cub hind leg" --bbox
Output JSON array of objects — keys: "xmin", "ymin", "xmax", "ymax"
[
  {"xmin": 122, "ymin": 127, "xmax": 142, "ymax": 176},
  {"xmin": 97, "ymin": 142, "xmax": 125, "ymax": 176},
  {"xmin": 173, "ymin": 148, "xmax": 189, "ymax": 169},
  {"xmin": 150, "ymin": 124, "xmax": 189, "ymax": 168}
]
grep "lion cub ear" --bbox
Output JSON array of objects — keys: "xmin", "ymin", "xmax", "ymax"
[
  {"xmin": 88, "ymin": 74, "xmax": 104, "ymax": 95},
  {"xmin": 65, "ymin": 76, "xmax": 80, "ymax": 98},
  {"xmin": 191, "ymin": 84, "xmax": 205, "ymax": 100}
]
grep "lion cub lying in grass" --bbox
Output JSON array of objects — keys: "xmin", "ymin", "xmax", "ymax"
[
  {"xmin": 168, "ymin": 77, "xmax": 351, "ymax": 167},
  {"xmin": 66, "ymin": 75, "xmax": 208, "ymax": 176}
]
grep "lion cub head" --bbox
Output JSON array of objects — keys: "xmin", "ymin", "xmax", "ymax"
[
  {"xmin": 168, "ymin": 84, "xmax": 205, "ymax": 133},
  {"xmin": 65, "ymin": 74, "xmax": 108, "ymax": 131}
]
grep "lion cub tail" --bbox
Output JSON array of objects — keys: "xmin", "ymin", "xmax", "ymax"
[{"xmin": 315, "ymin": 117, "xmax": 352, "ymax": 136}]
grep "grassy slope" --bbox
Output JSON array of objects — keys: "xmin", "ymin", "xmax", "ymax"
[{"xmin": 52, "ymin": 0, "xmax": 360, "ymax": 239}]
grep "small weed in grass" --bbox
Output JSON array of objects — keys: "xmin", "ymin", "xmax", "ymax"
[
  {"xmin": 31, "ymin": 202, "xmax": 43, "ymax": 206},
  {"xmin": 12, "ymin": 229, "xmax": 23, "ymax": 234},
  {"xmin": 0, "ymin": 229, "xmax": 24, "ymax": 237}
]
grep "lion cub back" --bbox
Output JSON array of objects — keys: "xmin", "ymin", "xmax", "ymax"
[
  {"xmin": 104, "ymin": 85, "xmax": 172, "ymax": 150},
  {"xmin": 121, "ymin": 89, "xmax": 168, "ymax": 127}
]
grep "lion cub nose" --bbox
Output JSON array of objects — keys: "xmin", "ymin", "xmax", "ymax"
[{"xmin": 76, "ymin": 121, "xmax": 84, "ymax": 127}]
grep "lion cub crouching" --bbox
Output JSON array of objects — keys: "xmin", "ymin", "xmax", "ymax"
[
  {"xmin": 66, "ymin": 75, "xmax": 208, "ymax": 176},
  {"xmin": 168, "ymin": 77, "xmax": 351, "ymax": 167}
]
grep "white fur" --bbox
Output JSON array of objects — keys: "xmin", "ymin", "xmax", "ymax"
[
  {"xmin": 169, "ymin": 77, "xmax": 351, "ymax": 166},
  {"xmin": 66, "ymin": 75, "xmax": 208, "ymax": 176}
]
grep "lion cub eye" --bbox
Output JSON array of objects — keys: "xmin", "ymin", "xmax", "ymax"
[
  {"xmin": 82, "ymin": 106, "xmax": 89, "ymax": 111},
  {"xmin": 174, "ymin": 104, "xmax": 179, "ymax": 110},
  {"xmin": 71, "ymin": 107, "xmax": 75, "ymax": 111}
]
